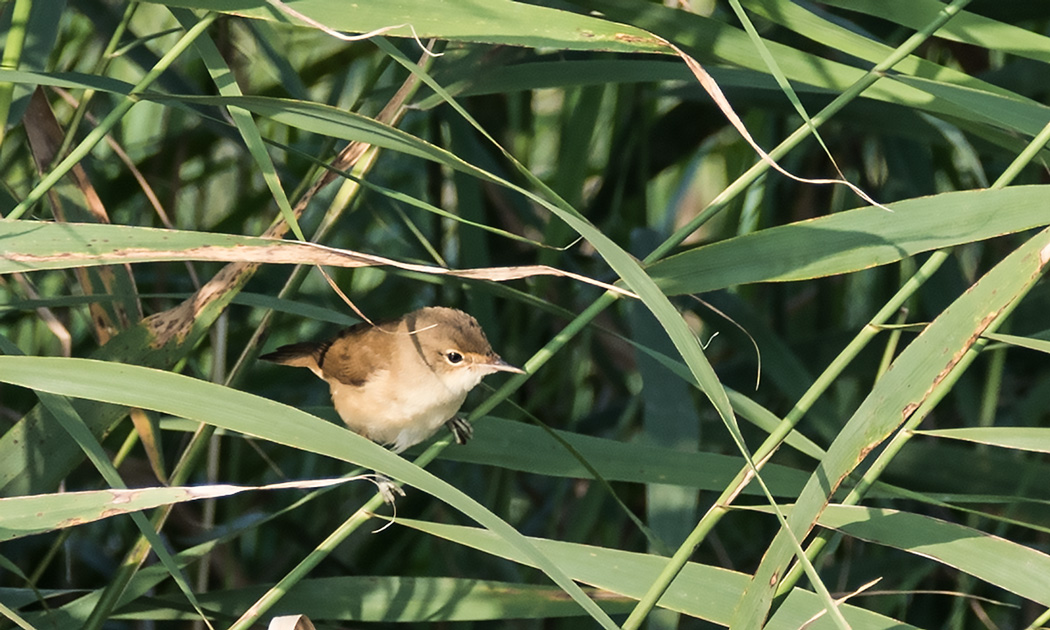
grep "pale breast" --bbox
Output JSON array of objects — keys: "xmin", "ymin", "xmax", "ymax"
[{"xmin": 325, "ymin": 367, "xmax": 468, "ymax": 453}]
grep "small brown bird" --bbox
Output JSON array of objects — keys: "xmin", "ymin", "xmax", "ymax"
[{"xmin": 261, "ymin": 306, "xmax": 523, "ymax": 454}]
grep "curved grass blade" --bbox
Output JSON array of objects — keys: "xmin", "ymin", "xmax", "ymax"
[
  {"xmin": 914, "ymin": 427, "xmax": 1050, "ymax": 454},
  {"xmin": 393, "ymin": 517, "xmax": 924, "ymax": 629},
  {"xmin": 730, "ymin": 226, "xmax": 1050, "ymax": 628},
  {"xmin": 0, "ymin": 479, "xmax": 357, "ymax": 541},
  {"xmin": 0, "ymin": 357, "xmax": 620, "ymax": 629},
  {"xmin": 816, "ymin": 504, "xmax": 1050, "ymax": 607},
  {"xmin": 141, "ymin": 0, "xmax": 666, "ymax": 53},
  {"xmin": 819, "ymin": 0, "xmax": 1050, "ymax": 64},
  {"xmin": 647, "ymin": 186, "xmax": 1050, "ymax": 295},
  {"xmin": 110, "ymin": 577, "xmax": 634, "ymax": 623},
  {"xmin": 170, "ymin": 7, "xmax": 303, "ymax": 241},
  {"xmin": 441, "ymin": 418, "xmax": 811, "ymax": 496}
]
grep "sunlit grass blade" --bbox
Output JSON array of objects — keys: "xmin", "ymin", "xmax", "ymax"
[
  {"xmin": 0, "ymin": 479, "xmax": 357, "ymax": 541},
  {"xmin": 913, "ymin": 427, "xmax": 1050, "ymax": 454},
  {"xmin": 814, "ymin": 504, "xmax": 1050, "ymax": 607},
  {"xmin": 819, "ymin": 0, "xmax": 1050, "ymax": 64},
  {"xmin": 647, "ymin": 186, "xmax": 1050, "ymax": 295},
  {"xmin": 731, "ymin": 226, "xmax": 1050, "ymax": 628},
  {"xmin": 110, "ymin": 577, "xmax": 634, "ymax": 623},
  {"xmin": 0, "ymin": 357, "xmax": 620, "ymax": 629},
  {"xmin": 393, "ymin": 517, "xmax": 924, "ymax": 629},
  {"xmin": 140, "ymin": 0, "xmax": 666, "ymax": 53}
]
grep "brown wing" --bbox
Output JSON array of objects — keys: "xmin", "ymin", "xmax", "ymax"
[{"xmin": 318, "ymin": 321, "xmax": 398, "ymax": 387}]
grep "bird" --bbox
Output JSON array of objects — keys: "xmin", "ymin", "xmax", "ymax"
[{"xmin": 261, "ymin": 305, "xmax": 523, "ymax": 460}]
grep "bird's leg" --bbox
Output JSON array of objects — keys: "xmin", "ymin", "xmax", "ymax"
[
  {"xmin": 372, "ymin": 473, "xmax": 406, "ymax": 504},
  {"xmin": 445, "ymin": 416, "xmax": 473, "ymax": 445}
]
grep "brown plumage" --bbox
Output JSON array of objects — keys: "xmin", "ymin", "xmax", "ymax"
[{"xmin": 261, "ymin": 306, "xmax": 522, "ymax": 453}]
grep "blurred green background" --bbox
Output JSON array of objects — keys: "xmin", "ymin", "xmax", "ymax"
[{"xmin": 2, "ymin": 1, "xmax": 1050, "ymax": 628}]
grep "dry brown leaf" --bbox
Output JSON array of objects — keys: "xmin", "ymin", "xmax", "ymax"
[
  {"xmin": 23, "ymin": 87, "xmax": 139, "ymax": 341},
  {"xmin": 4, "ymin": 237, "xmax": 637, "ymax": 302},
  {"xmin": 267, "ymin": 615, "xmax": 316, "ymax": 630},
  {"xmin": 664, "ymin": 40, "xmax": 889, "ymax": 212},
  {"xmin": 52, "ymin": 86, "xmax": 202, "ymax": 290},
  {"xmin": 799, "ymin": 577, "xmax": 881, "ymax": 630}
]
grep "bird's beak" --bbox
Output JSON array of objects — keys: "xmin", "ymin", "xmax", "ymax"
[{"xmin": 485, "ymin": 356, "xmax": 526, "ymax": 374}]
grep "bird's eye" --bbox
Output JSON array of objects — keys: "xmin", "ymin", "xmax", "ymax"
[{"xmin": 445, "ymin": 350, "xmax": 464, "ymax": 364}]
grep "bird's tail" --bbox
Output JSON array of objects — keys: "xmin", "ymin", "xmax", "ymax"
[{"xmin": 259, "ymin": 342, "xmax": 322, "ymax": 369}]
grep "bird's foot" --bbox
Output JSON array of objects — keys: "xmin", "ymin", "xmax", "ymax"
[
  {"xmin": 372, "ymin": 473, "xmax": 406, "ymax": 504},
  {"xmin": 445, "ymin": 416, "xmax": 473, "ymax": 445}
]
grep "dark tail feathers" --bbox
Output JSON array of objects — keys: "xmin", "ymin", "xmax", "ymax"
[{"xmin": 259, "ymin": 342, "xmax": 321, "ymax": 368}]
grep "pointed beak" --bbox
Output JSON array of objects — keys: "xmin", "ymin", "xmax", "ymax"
[{"xmin": 484, "ymin": 356, "xmax": 526, "ymax": 375}]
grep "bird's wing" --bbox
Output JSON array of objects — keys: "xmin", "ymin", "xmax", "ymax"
[{"xmin": 319, "ymin": 322, "xmax": 396, "ymax": 387}]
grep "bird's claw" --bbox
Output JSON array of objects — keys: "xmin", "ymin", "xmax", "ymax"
[
  {"xmin": 373, "ymin": 474, "xmax": 406, "ymax": 504},
  {"xmin": 445, "ymin": 416, "xmax": 473, "ymax": 445}
]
